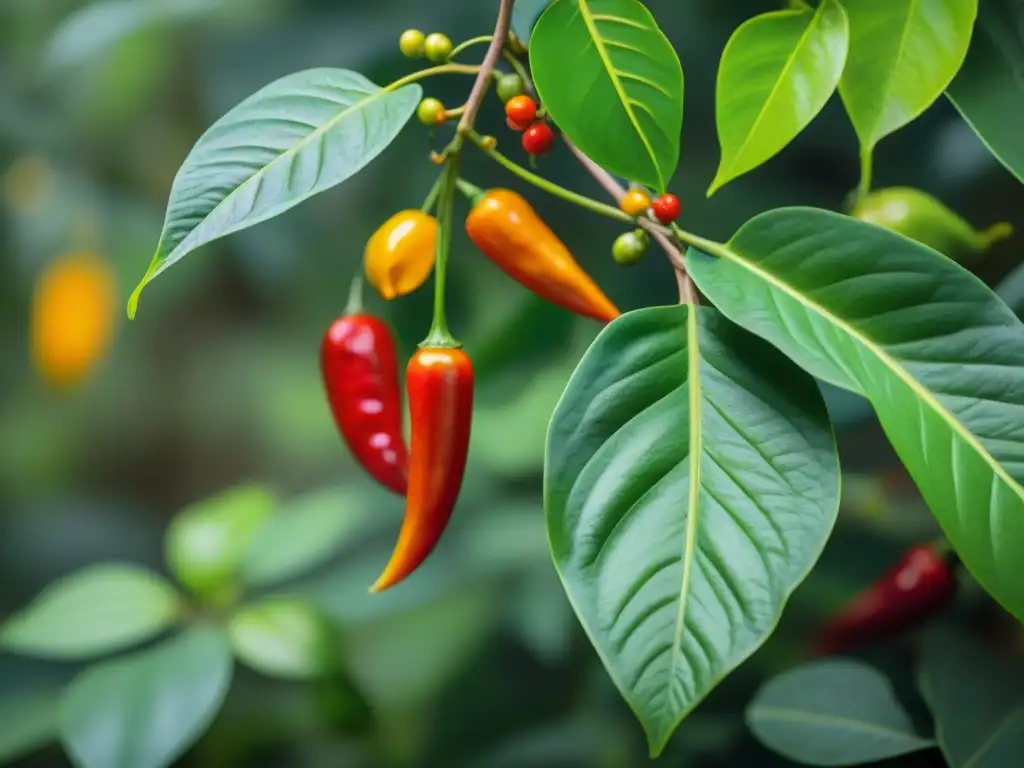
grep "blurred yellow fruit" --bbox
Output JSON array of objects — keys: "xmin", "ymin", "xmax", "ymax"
[{"xmin": 31, "ymin": 251, "xmax": 117, "ymax": 389}]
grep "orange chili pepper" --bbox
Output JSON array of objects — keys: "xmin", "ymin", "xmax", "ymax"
[
  {"xmin": 364, "ymin": 210, "xmax": 437, "ymax": 300},
  {"xmin": 461, "ymin": 184, "xmax": 620, "ymax": 323},
  {"xmin": 370, "ymin": 346, "xmax": 474, "ymax": 592}
]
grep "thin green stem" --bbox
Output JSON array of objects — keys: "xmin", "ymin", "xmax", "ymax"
[
  {"xmin": 670, "ymin": 222, "xmax": 729, "ymax": 261},
  {"xmin": 502, "ymin": 51, "xmax": 533, "ymax": 92},
  {"xmin": 857, "ymin": 145, "xmax": 873, "ymax": 200},
  {"xmin": 449, "ymin": 35, "xmax": 493, "ymax": 60},
  {"xmin": 345, "ymin": 272, "xmax": 364, "ymax": 315},
  {"xmin": 421, "ymin": 171, "xmax": 446, "ymax": 214},
  {"xmin": 384, "ymin": 63, "xmax": 480, "ymax": 93},
  {"xmin": 422, "ymin": 158, "xmax": 461, "ymax": 348},
  {"xmin": 466, "ymin": 130, "xmax": 634, "ymax": 224}
]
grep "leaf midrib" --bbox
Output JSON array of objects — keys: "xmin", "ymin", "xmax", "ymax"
[
  {"xmin": 752, "ymin": 705, "xmax": 932, "ymax": 743},
  {"xmin": 862, "ymin": 0, "xmax": 917, "ymax": 145}
]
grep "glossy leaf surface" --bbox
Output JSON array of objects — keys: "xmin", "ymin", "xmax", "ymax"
[
  {"xmin": 129, "ymin": 69, "xmax": 421, "ymax": 316},
  {"xmin": 686, "ymin": 207, "xmax": 1024, "ymax": 621},
  {"xmin": 747, "ymin": 659, "xmax": 934, "ymax": 765},
  {"xmin": 530, "ymin": 0, "xmax": 683, "ymax": 191},
  {"xmin": 710, "ymin": 0, "xmax": 848, "ymax": 195},
  {"xmin": 838, "ymin": 0, "xmax": 979, "ymax": 148},
  {"xmin": 545, "ymin": 305, "xmax": 839, "ymax": 755}
]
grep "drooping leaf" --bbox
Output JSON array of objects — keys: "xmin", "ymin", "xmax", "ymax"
[
  {"xmin": 838, "ymin": 0, "xmax": 979, "ymax": 149},
  {"xmin": 747, "ymin": 659, "xmax": 934, "ymax": 766},
  {"xmin": 60, "ymin": 626, "xmax": 233, "ymax": 768},
  {"xmin": 165, "ymin": 483, "xmax": 276, "ymax": 598},
  {"xmin": 544, "ymin": 305, "xmax": 839, "ymax": 755},
  {"xmin": 0, "ymin": 687, "xmax": 60, "ymax": 763},
  {"xmin": 228, "ymin": 599, "xmax": 337, "ymax": 681},
  {"xmin": 920, "ymin": 627, "xmax": 1024, "ymax": 767},
  {"xmin": 529, "ymin": 0, "xmax": 683, "ymax": 192},
  {"xmin": 947, "ymin": 0, "xmax": 1024, "ymax": 183},
  {"xmin": 241, "ymin": 486, "xmax": 370, "ymax": 588},
  {"xmin": 685, "ymin": 206, "xmax": 1024, "ymax": 621},
  {"xmin": 1, "ymin": 563, "xmax": 181, "ymax": 660},
  {"xmin": 709, "ymin": 0, "xmax": 849, "ymax": 195},
  {"xmin": 128, "ymin": 69, "xmax": 421, "ymax": 317}
]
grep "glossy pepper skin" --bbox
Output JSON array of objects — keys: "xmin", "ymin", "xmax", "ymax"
[
  {"xmin": 321, "ymin": 313, "xmax": 409, "ymax": 496},
  {"xmin": 364, "ymin": 211, "xmax": 437, "ymax": 300},
  {"xmin": 817, "ymin": 544, "xmax": 957, "ymax": 655},
  {"xmin": 465, "ymin": 189, "xmax": 620, "ymax": 323},
  {"xmin": 371, "ymin": 347, "xmax": 473, "ymax": 592}
]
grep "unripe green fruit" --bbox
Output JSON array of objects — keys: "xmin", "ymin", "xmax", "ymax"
[
  {"xmin": 399, "ymin": 29, "xmax": 426, "ymax": 58},
  {"xmin": 850, "ymin": 187, "xmax": 1012, "ymax": 262},
  {"xmin": 496, "ymin": 73, "xmax": 525, "ymax": 103},
  {"xmin": 424, "ymin": 33, "xmax": 453, "ymax": 63},
  {"xmin": 416, "ymin": 98, "xmax": 445, "ymax": 126},
  {"xmin": 612, "ymin": 229, "xmax": 649, "ymax": 266}
]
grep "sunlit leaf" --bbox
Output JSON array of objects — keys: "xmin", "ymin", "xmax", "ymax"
[{"xmin": 228, "ymin": 599, "xmax": 337, "ymax": 681}]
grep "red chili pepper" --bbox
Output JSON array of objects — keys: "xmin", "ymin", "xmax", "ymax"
[
  {"xmin": 371, "ymin": 346, "xmax": 473, "ymax": 592},
  {"xmin": 320, "ymin": 303, "xmax": 409, "ymax": 496},
  {"xmin": 817, "ymin": 543, "xmax": 957, "ymax": 655}
]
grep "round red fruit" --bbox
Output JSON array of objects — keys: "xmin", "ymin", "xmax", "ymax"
[
  {"xmin": 522, "ymin": 122, "xmax": 555, "ymax": 156},
  {"xmin": 651, "ymin": 194, "xmax": 681, "ymax": 224},
  {"xmin": 506, "ymin": 116, "xmax": 528, "ymax": 132},
  {"xmin": 505, "ymin": 95, "xmax": 537, "ymax": 126}
]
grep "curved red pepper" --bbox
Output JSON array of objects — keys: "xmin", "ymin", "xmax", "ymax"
[
  {"xmin": 320, "ymin": 313, "xmax": 409, "ymax": 496},
  {"xmin": 371, "ymin": 346, "xmax": 473, "ymax": 592},
  {"xmin": 817, "ymin": 543, "xmax": 957, "ymax": 655}
]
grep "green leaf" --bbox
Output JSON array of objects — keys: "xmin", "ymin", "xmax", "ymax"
[
  {"xmin": 1, "ymin": 563, "xmax": 181, "ymax": 660},
  {"xmin": 920, "ymin": 627, "xmax": 1024, "ymax": 767},
  {"xmin": 0, "ymin": 688, "xmax": 60, "ymax": 763},
  {"xmin": 241, "ymin": 486, "xmax": 369, "ymax": 588},
  {"xmin": 685, "ymin": 207, "xmax": 1024, "ymax": 621},
  {"xmin": 747, "ymin": 659, "xmax": 934, "ymax": 766},
  {"xmin": 709, "ymin": 0, "xmax": 849, "ymax": 195},
  {"xmin": 947, "ymin": 0, "xmax": 1024, "ymax": 183},
  {"xmin": 60, "ymin": 626, "xmax": 233, "ymax": 768},
  {"xmin": 512, "ymin": 0, "xmax": 553, "ymax": 43},
  {"xmin": 838, "ymin": 0, "xmax": 979, "ymax": 149},
  {"xmin": 227, "ymin": 599, "xmax": 337, "ymax": 681},
  {"xmin": 529, "ymin": 0, "xmax": 683, "ymax": 192},
  {"xmin": 165, "ymin": 483, "xmax": 276, "ymax": 599},
  {"xmin": 544, "ymin": 305, "xmax": 839, "ymax": 755},
  {"xmin": 996, "ymin": 261, "xmax": 1024, "ymax": 315},
  {"xmin": 128, "ymin": 69, "xmax": 421, "ymax": 317}
]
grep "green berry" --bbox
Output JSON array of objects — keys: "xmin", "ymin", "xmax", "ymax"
[
  {"xmin": 496, "ymin": 73, "xmax": 525, "ymax": 103},
  {"xmin": 612, "ymin": 229, "xmax": 649, "ymax": 266},
  {"xmin": 424, "ymin": 33, "xmax": 454, "ymax": 63},
  {"xmin": 399, "ymin": 29, "xmax": 426, "ymax": 58},
  {"xmin": 416, "ymin": 98, "xmax": 445, "ymax": 126}
]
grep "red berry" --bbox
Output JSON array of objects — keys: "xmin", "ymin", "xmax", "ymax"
[
  {"xmin": 505, "ymin": 95, "xmax": 537, "ymax": 125},
  {"xmin": 651, "ymin": 193, "xmax": 681, "ymax": 224},
  {"xmin": 522, "ymin": 122, "xmax": 555, "ymax": 156},
  {"xmin": 506, "ymin": 116, "xmax": 528, "ymax": 132}
]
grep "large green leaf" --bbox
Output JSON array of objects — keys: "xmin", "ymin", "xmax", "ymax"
[
  {"xmin": 529, "ymin": 0, "xmax": 683, "ymax": 192},
  {"xmin": 544, "ymin": 305, "xmax": 839, "ymax": 755},
  {"xmin": 947, "ymin": 0, "xmax": 1024, "ymax": 183},
  {"xmin": 838, "ymin": 0, "xmax": 979, "ymax": 149},
  {"xmin": 747, "ymin": 659, "xmax": 934, "ymax": 766},
  {"xmin": 1, "ymin": 563, "xmax": 181, "ymax": 660},
  {"xmin": 709, "ymin": 0, "xmax": 849, "ymax": 195},
  {"xmin": 128, "ymin": 69, "xmax": 421, "ymax": 316},
  {"xmin": 919, "ymin": 627, "xmax": 1024, "ymax": 767},
  {"xmin": 685, "ymin": 207, "xmax": 1024, "ymax": 621},
  {"xmin": 60, "ymin": 626, "xmax": 233, "ymax": 768}
]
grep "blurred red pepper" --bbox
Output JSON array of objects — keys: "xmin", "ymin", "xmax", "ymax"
[
  {"xmin": 371, "ymin": 346, "xmax": 473, "ymax": 592},
  {"xmin": 320, "ymin": 279, "xmax": 409, "ymax": 496},
  {"xmin": 818, "ymin": 543, "xmax": 957, "ymax": 655}
]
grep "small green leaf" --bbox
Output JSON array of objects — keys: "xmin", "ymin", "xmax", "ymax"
[
  {"xmin": 60, "ymin": 626, "xmax": 233, "ymax": 768},
  {"xmin": 839, "ymin": 0, "xmax": 979, "ymax": 149},
  {"xmin": 228, "ymin": 599, "xmax": 337, "ymax": 681},
  {"xmin": 710, "ymin": 0, "xmax": 849, "ymax": 195},
  {"xmin": 0, "ymin": 688, "xmax": 60, "ymax": 763},
  {"xmin": 947, "ymin": 0, "xmax": 1024, "ymax": 183},
  {"xmin": 530, "ymin": 0, "xmax": 683, "ymax": 191},
  {"xmin": 686, "ymin": 207, "xmax": 1024, "ymax": 621},
  {"xmin": 747, "ymin": 659, "xmax": 934, "ymax": 766},
  {"xmin": 1, "ymin": 563, "xmax": 180, "ymax": 660},
  {"xmin": 241, "ymin": 486, "xmax": 369, "ymax": 588},
  {"xmin": 920, "ymin": 627, "xmax": 1024, "ymax": 767},
  {"xmin": 128, "ymin": 69, "xmax": 421, "ymax": 317},
  {"xmin": 544, "ymin": 305, "xmax": 839, "ymax": 755},
  {"xmin": 165, "ymin": 483, "xmax": 276, "ymax": 599}
]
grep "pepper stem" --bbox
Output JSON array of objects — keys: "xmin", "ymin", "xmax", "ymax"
[
  {"xmin": 344, "ymin": 272, "xmax": 364, "ymax": 315},
  {"xmin": 421, "ymin": 171, "xmax": 446, "ymax": 214},
  {"xmin": 422, "ymin": 159, "xmax": 462, "ymax": 349},
  {"xmin": 979, "ymin": 222, "xmax": 1014, "ymax": 249},
  {"xmin": 455, "ymin": 178, "xmax": 486, "ymax": 207}
]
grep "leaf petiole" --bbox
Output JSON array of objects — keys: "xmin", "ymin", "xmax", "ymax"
[
  {"xmin": 448, "ymin": 35, "xmax": 493, "ymax": 61},
  {"xmin": 383, "ymin": 63, "xmax": 481, "ymax": 94}
]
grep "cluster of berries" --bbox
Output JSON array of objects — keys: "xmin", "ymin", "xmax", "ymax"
[{"xmin": 612, "ymin": 189, "xmax": 682, "ymax": 266}]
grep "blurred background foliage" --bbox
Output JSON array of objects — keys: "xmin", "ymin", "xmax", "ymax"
[{"xmin": 0, "ymin": 0, "xmax": 1020, "ymax": 765}]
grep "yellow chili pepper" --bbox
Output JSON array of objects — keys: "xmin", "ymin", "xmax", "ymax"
[
  {"xmin": 364, "ymin": 210, "xmax": 437, "ymax": 300},
  {"xmin": 462, "ymin": 184, "xmax": 620, "ymax": 323},
  {"xmin": 31, "ymin": 251, "xmax": 117, "ymax": 389}
]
